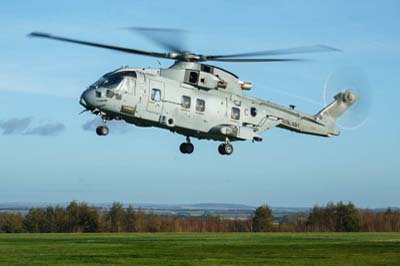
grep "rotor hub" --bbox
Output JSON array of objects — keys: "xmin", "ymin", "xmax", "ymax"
[{"xmin": 342, "ymin": 90, "xmax": 357, "ymax": 104}]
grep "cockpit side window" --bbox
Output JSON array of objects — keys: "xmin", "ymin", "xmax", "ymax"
[
  {"xmin": 119, "ymin": 71, "xmax": 137, "ymax": 78},
  {"xmin": 104, "ymin": 75, "xmax": 123, "ymax": 89},
  {"xmin": 94, "ymin": 75, "xmax": 123, "ymax": 90}
]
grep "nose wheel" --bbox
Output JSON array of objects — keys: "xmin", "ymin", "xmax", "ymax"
[
  {"xmin": 96, "ymin": 116, "xmax": 109, "ymax": 136},
  {"xmin": 96, "ymin": 125, "xmax": 109, "ymax": 136},
  {"xmin": 180, "ymin": 137, "xmax": 194, "ymax": 154}
]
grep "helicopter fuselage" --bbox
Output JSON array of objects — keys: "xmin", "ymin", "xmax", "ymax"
[{"xmin": 80, "ymin": 62, "xmax": 349, "ymax": 148}]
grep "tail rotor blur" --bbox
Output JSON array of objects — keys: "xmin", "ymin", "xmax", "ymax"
[{"xmin": 323, "ymin": 67, "xmax": 372, "ymax": 130}]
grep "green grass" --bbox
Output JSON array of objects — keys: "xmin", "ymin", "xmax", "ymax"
[{"xmin": 0, "ymin": 233, "xmax": 399, "ymax": 266}]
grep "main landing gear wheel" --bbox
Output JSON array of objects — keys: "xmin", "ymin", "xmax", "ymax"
[
  {"xmin": 96, "ymin": 125, "xmax": 109, "ymax": 136},
  {"xmin": 218, "ymin": 143, "xmax": 233, "ymax": 156},
  {"xmin": 180, "ymin": 137, "xmax": 194, "ymax": 154}
]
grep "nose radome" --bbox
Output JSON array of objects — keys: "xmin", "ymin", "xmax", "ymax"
[
  {"xmin": 80, "ymin": 90, "xmax": 89, "ymax": 108},
  {"xmin": 80, "ymin": 89, "xmax": 96, "ymax": 108},
  {"xmin": 79, "ymin": 96, "xmax": 87, "ymax": 108}
]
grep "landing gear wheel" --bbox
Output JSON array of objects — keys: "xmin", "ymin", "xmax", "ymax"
[
  {"xmin": 180, "ymin": 142, "xmax": 194, "ymax": 154},
  {"xmin": 185, "ymin": 143, "xmax": 194, "ymax": 154},
  {"xmin": 218, "ymin": 143, "xmax": 233, "ymax": 156},
  {"xmin": 179, "ymin": 143, "xmax": 186, "ymax": 153},
  {"xmin": 218, "ymin": 144, "xmax": 226, "ymax": 155},
  {"xmin": 224, "ymin": 143, "xmax": 233, "ymax": 155},
  {"xmin": 96, "ymin": 126, "xmax": 109, "ymax": 136}
]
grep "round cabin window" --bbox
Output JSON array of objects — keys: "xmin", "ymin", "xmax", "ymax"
[{"xmin": 250, "ymin": 107, "xmax": 257, "ymax": 117}]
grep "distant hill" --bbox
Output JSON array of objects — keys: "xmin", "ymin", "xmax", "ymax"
[{"xmin": 133, "ymin": 203, "xmax": 256, "ymax": 210}]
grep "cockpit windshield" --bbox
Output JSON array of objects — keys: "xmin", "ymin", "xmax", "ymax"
[
  {"xmin": 91, "ymin": 71, "xmax": 136, "ymax": 90},
  {"xmin": 97, "ymin": 75, "xmax": 123, "ymax": 89}
]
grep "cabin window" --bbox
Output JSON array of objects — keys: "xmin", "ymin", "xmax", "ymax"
[
  {"xmin": 181, "ymin": 95, "xmax": 191, "ymax": 109},
  {"xmin": 231, "ymin": 107, "xmax": 240, "ymax": 120},
  {"xmin": 151, "ymin": 88, "xmax": 161, "ymax": 102},
  {"xmin": 251, "ymin": 107, "xmax": 257, "ymax": 117},
  {"xmin": 189, "ymin": 71, "xmax": 198, "ymax": 84},
  {"xmin": 196, "ymin": 99, "xmax": 205, "ymax": 112}
]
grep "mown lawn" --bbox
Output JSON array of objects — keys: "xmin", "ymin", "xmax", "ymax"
[{"xmin": 0, "ymin": 233, "xmax": 399, "ymax": 266}]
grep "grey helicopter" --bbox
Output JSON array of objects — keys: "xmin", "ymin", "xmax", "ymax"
[{"xmin": 28, "ymin": 28, "xmax": 359, "ymax": 156}]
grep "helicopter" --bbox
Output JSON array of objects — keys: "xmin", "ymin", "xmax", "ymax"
[{"xmin": 28, "ymin": 28, "xmax": 359, "ymax": 156}]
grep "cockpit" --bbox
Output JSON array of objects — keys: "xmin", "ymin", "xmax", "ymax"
[
  {"xmin": 81, "ymin": 70, "xmax": 137, "ymax": 110},
  {"xmin": 91, "ymin": 71, "xmax": 137, "ymax": 90}
]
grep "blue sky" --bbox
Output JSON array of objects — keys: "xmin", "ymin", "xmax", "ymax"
[{"xmin": 0, "ymin": 0, "xmax": 399, "ymax": 207}]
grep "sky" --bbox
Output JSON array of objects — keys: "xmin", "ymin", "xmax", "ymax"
[{"xmin": 0, "ymin": 0, "xmax": 399, "ymax": 208}]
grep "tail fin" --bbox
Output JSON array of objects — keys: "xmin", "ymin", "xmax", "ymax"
[{"xmin": 315, "ymin": 90, "xmax": 357, "ymax": 133}]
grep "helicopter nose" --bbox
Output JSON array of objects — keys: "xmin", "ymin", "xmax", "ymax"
[
  {"xmin": 80, "ymin": 88, "xmax": 96, "ymax": 109},
  {"xmin": 79, "ymin": 95, "xmax": 88, "ymax": 108}
]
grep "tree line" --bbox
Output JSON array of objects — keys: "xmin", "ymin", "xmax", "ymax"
[{"xmin": 0, "ymin": 201, "xmax": 399, "ymax": 233}]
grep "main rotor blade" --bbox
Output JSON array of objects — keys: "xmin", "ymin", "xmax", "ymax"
[
  {"xmin": 206, "ymin": 45, "xmax": 341, "ymax": 60},
  {"xmin": 209, "ymin": 58, "xmax": 305, "ymax": 62},
  {"xmin": 28, "ymin": 32, "xmax": 170, "ymax": 59},
  {"xmin": 126, "ymin": 27, "xmax": 187, "ymax": 52}
]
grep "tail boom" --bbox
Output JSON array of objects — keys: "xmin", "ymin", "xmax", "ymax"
[
  {"xmin": 276, "ymin": 91, "xmax": 357, "ymax": 137},
  {"xmin": 314, "ymin": 90, "xmax": 357, "ymax": 134}
]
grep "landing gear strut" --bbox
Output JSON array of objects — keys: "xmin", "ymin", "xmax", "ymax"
[
  {"xmin": 218, "ymin": 138, "xmax": 233, "ymax": 156},
  {"xmin": 180, "ymin": 137, "xmax": 194, "ymax": 154},
  {"xmin": 96, "ymin": 116, "xmax": 109, "ymax": 136}
]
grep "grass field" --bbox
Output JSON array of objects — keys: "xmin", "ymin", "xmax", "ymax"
[{"xmin": 0, "ymin": 233, "xmax": 399, "ymax": 266}]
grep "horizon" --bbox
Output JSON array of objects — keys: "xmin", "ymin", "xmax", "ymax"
[{"xmin": 0, "ymin": 200, "xmax": 398, "ymax": 210}]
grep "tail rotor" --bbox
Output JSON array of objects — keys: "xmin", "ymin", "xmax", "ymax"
[{"xmin": 323, "ymin": 67, "xmax": 372, "ymax": 130}]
